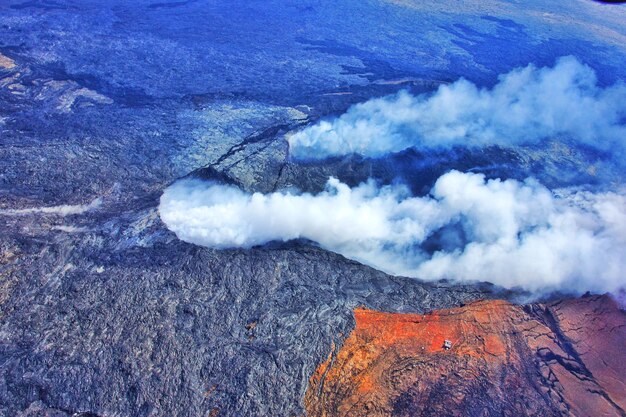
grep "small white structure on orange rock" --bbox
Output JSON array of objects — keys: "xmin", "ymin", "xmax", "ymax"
[{"xmin": 443, "ymin": 339, "xmax": 452, "ymax": 350}]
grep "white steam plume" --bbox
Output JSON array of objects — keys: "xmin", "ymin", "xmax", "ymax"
[
  {"xmin": 159, "ymin": 172, "xmax": 626, "ymax": 294},
  {"xmin": 0, "ymin": 198, "xmax": 102, "ymax": 216},
  {"xmin": 288, "ymin": 56, "xmax": 626, "ymax": 159}
]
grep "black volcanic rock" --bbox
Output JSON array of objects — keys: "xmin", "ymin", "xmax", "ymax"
[
  {"xmin": 1, "ymin": 1, "xmax": 625, "ymax": 416},
  {"xmin": 0, "ymin": 223, "xmax": 503, "ymax": 417}
]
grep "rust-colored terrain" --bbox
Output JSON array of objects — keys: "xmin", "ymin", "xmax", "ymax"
[{"xmin": 305, "ymin": 295, "xmax": 626, "ymax": 417}]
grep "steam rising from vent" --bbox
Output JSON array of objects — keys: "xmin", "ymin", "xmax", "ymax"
[
  {"xmin": 0, "ymin": 198, "xmax": 102, "ymax": 216},
  {"xmin": 160, "ymin": 58, "xmax": 626, "ymax": 295},
  {"xmin": 159, "ymin": 172, "xmax": 626, "ymax": 294},
  {"xmin": 288, "ymin": 57, "xmax": 626, "ymax": 159}
]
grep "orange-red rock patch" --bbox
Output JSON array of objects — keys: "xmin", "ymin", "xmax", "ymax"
[{"xmin": 305, "ymin": 296, "xmax": 626, "ymax": 417}]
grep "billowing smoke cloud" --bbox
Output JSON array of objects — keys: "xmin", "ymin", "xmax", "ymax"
[
  {"xmin": 159, "ymin": 172, "xmax": 626, "ymax": 294},
  {"xmin": 288, "ymin": 57, "xmax": 626, "ymax": 159}
]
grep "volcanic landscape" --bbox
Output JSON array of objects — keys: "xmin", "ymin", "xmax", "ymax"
[{"xmin": 1, "ymin": 1, "xmax": 625, "ymax": 416}]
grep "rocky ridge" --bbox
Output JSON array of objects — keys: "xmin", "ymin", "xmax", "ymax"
[{"xmin": 305, "ymin": 294, "xmax": 626, "ymax": 417}]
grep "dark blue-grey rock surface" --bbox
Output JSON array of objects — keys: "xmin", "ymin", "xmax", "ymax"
[{"xmin": 1, "ymin": 1, "xmax": 625, "ymax": 416}]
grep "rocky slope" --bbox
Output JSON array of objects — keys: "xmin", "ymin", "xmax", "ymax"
[
  {"xmin": 1, "ymin": 1, "xmax": 625, "ymax": 416},
  {"xmin": 305, "ymin": 294, "xmax": 626, "ymax": 417},
  {"xmin": 1, "ymin": 231, "xmax": 508, "ymax": 417}
]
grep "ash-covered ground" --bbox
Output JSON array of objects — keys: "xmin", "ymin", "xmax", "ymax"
[{"xmin": 1, "ymin": 1, "xmax": 625, "ymax": 416}]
